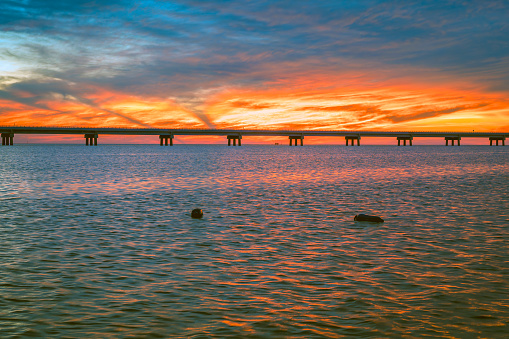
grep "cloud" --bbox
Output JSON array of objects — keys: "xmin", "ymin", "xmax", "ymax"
[
  {"xmin": 385, "ymin": 104, "xmax": 490, "ymax": 123},
  {"xmin": 201, "ymin": 61, "xmax": 509, "ymax": 131},
  {"xmin": 0, "ymin": 1, "xmax": 507, "ymax": 132},
  {"xmin": 0, "ymin": 79, "xmax": 153, "ymax": 126}
]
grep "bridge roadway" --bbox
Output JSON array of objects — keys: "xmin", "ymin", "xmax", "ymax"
[{"xmin": 0, "ymin": 126, "xmax": 507, "ymax": 146}]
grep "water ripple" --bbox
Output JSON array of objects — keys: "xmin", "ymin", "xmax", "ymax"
[{"xmin": 0, "ymin": 145, "xmax": 508, "ymax": 337}]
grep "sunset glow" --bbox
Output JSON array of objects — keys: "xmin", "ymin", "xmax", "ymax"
[{"xmin": 1, "ymin": 1, "xmax": 508, "ymax": 143}]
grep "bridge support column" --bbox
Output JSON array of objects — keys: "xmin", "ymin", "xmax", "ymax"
[
  {"xmin": 227, "ymin": 135, "xmax": 242, "ymax": 146},
  {"xmin": 345, "ymin": 136, "xmax": 360, "ymax": 146},
  {"xmin": 397, "ymin": 136, "xmax": 413, "ymax": 146},
  {"xmin": 84, "ymin": 134, "xmax": 98, "ymax": 146},
  {"xmin": 489, "ymin": 137, "xmax": 505, "ymax": 146},
  {"xmin": 289, "ymin": 136, "xmax": 304, "ymax": 146},
  {"xmin": 159, "ymin": 135, "xmax": 174, "ymax": 146},
  {"xmin": 445, "ymin": 136, "xmax": 461, "ymax": 146},
  {"xmin": 1, "ymin": 133, "xmax": 14, "ymax": 146}
]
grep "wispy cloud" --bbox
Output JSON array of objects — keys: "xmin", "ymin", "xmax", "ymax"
[{"xmin": 0, "ymin": 0, "xmax": 507, "ymax": 133}]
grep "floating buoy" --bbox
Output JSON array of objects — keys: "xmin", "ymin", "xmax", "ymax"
[
  {"xmin": 191, "ymin": 209, "xmax": 203, "ymax": 219},
  {"xmin": 354, "ymin": 214, "xmax": 384, "ymax": 223}
]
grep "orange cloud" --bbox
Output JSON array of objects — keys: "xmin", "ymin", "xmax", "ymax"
[
  {"xmin": 1, "ymin": 59, "xmax": 508, "ymax": 145},
  {"xmin": 203, "ymin": 64, "xmax": 509, "ymax": 133},
  {"xmin": 0, "ymin": 87, "xmax": 207, "ymax": 129}
]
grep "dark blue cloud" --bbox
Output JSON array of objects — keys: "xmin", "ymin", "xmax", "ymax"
[{"xmin": 1, "ymin": 0, "xmax": 508, "ymax": 102}]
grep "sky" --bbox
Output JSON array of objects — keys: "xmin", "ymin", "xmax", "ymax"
[{"xmin": 1, "ymin": 0, "xmax": 508, "ymax": 143}]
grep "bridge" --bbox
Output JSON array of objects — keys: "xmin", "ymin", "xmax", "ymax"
[{"xmin": 0, "ymin": 126, "xmax": 507, "ymax": 146}]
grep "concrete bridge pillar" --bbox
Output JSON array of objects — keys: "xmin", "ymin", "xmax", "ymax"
[
  {"xmin": 227, "ymin": 135, "xmax": 242, "ymax": 146},
  {"xmin": 345, "ymin": 136, "xmax": 360, "ymax": 146},
  {"xmin": 159, "ymin": 135, "xmax": 174, "ymax": 146},
  {"xmin": 445, "ymin": 136, "xmax": 461, "ymax": 146},
  {"xmin": 489, "ymin": 137, "xmax": 505, "ymax": 146},
  {"xmin": 288, "ymin": 136, "xmax": 304, "ymax": 146},
  {"xmin": 1, "ymin": 133, "xmax": 14, "ymax": 146},
  {"xmin": 84, "ymin": 133, "xmax": 98, "ymax": 146},
  {"xmin": 397, "ymin": 136, "xmax": 413, "ymax": 146}
]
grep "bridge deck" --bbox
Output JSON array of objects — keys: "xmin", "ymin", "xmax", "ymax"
[{"xmin": 1, "ymin": 126, "xmax": 507, "ymax": 138}]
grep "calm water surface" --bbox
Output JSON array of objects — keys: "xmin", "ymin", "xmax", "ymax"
[{"xmin": 1, "ymin": 145, "xmax": 508, "ymax": 338}]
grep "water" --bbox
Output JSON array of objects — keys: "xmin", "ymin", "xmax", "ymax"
[{"xmin": 1, "ymin": 145, "xmax": 508, "ymax": 338}]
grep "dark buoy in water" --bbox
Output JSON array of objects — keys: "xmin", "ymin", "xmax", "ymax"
[
  {"xmin": 354, "ymin": 214, "xmax": 384, "ymax": 223},
  {"xmin": 191, "ymin": 209, "xmax": 203, "ymax": 219}
]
